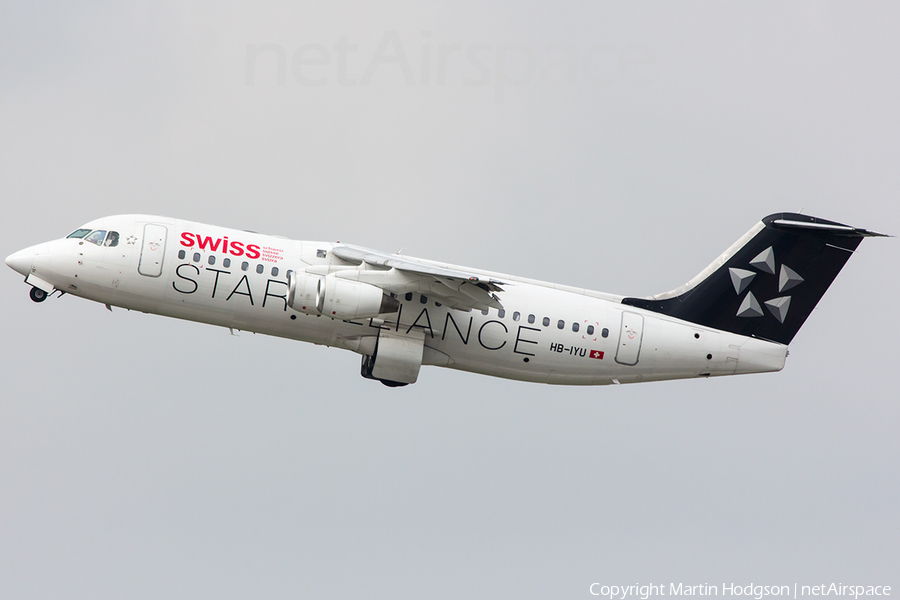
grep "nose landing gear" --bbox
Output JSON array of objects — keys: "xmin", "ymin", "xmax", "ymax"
[{"xmin": 29, "ymin": 287, "xmax": 48, "ymax": 303}]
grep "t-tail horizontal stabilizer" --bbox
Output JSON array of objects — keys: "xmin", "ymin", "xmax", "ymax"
[{"xmin": 621, "ymin": 213, "xmax": 887, "ymax": 345}]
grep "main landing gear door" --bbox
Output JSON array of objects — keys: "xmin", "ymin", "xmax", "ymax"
[
  {"xmin": 363, "ymin": 328, "xmax": 425, "ymax": 385},
  {"xmin": 615, "ymin": 311, "xmax": 644, "ymax": 366},
  {"xmin": 138, "ymin": 224, "xmax": 167, "ymax": 277}
]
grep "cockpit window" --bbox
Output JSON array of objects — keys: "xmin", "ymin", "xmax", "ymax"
[
  {"xmin": 104, "ymin": 231, "xmax": 119, "ymax": 247},
  {"xmin": 67, "ymin": 228, "xmax": 92, "ymax": 239},
  {"xmin": 85, "ymin": 230, "xmax": 108, "ymax": 246}
]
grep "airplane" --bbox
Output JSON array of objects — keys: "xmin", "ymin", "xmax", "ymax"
[{"xmin": 5, "ymin": 212, "xmax": 886, "ymax": 387}]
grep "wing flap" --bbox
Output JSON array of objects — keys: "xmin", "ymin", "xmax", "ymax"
[
  {"xmin": 333, "ymin": 245, "xmax": 504, "ymax": 290},
  {"xmin": 331, "ymin": 244, "xmax": 506, "ymax": 311}
]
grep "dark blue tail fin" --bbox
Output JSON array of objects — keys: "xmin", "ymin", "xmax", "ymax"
[{"xmin": 622, "ymin": 213, "xmax": 886, "ymax": 345}]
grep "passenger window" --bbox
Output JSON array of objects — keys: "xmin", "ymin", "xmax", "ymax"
[
  {"xmin": 528, "ymin": 314, "xmax": 535, "ymax": 324},
  {"xmin": 256, "ymin": 264, "xmax": 264, "ymax": 274},
  {"xmin": 104, "ymin": 231, "xmax": 119, "ymax": 247},
  {"xmin": 223, "ymin": 258, "xmax": 231, "ymax": 268},
  {"xmin": 435, "ymin": 301, "xmax": 442, "ymax": 307},
  {"xmin": 208, "ymin": 255, "xmax": 216, "ymax": 265},
  {"xmin": 420, "ymin": 295, "xmax": 428, "ymax": 304},
  {"xmin": 557, "ymin": 320, "xmax": 565, "ymax": 330},
  {"xmin": 587, "ymin": 325, "xmax": 594, "ymax": 335},
  {"xmin": 482, "ymin": 309, "xmax": 489, "ymax": 316},
  {"xmin": 241, "ymin": 261, "xmax": 249, "ymax": 271},
  {"xmin": 193, "ymin": 253, "xmax": 201, "ymax": 263},
  {"xmin": 178, "ymin": 250, "xmax": 186, "ymax": 260},
  {"xmin": 513, "ymin": 311, "xmax": 520, "ymax": 321},
  {"xmin": 271, "ymin": 267, "xmax": 279, "ymax": 277},
  {"xmin": 543, "ymin": 317, "xmax": 550, "ymax": 327},
  {"xmin": 572, "ymin": 322, "xmax": 579, "ymax": 332},
  {"xmin": 85, "ymin": 230, "xmax": 107, "ymax": 246},
  {"xmin": 602, "ymin": 328, "xmax": 609, "ymax": 338},
  {"xmin": 405, "ymin": 293, "xmax": 413, "ymax": 301},
  {"xmin": 498, "ymin": 309, "xmax": 506, "ymax": 318},
  {"xmin": 67, "ymin": 228, "xmax": 92, "ymax": 239}
]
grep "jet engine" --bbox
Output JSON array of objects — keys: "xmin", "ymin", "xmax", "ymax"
[{"xmin": 287, "ymin": 271, "xmax": 399, "ymax": 320}]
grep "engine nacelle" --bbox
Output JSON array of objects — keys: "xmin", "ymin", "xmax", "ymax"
[
  {"xmin": 287, "ymin": 271, "xmax": 399, "ymax": 320},
  {"xmin": 287, "ymin": 270, "xmax": 323, "ymax": 314}
]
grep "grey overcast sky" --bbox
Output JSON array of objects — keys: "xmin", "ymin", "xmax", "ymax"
[{"xmin": 1, "ymin": 2, "xmax": 898, "ymax": 599}]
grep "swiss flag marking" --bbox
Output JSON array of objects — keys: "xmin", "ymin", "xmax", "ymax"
[{"xmin": 589, "ymin": 350, "xmax": 604, "ymax": 360}]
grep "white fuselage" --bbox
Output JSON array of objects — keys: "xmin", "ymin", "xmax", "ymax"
[{"xmin": 12, "ymin": 215, "xmax": 787, "ymax": 385}]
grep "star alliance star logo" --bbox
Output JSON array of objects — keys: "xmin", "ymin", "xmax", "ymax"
[
  {"xmin": 729, "ymin": 246, "xmax": 803, "ymax": 323},
  {"xmin": 126, "ymin": 235, "xmax": 137, "ymax": 245}
]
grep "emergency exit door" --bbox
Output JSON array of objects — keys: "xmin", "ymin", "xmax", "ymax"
[
  {"xmin": 138, "ymin": 224, "xmax": 167, "ymax": 277},
  {"xmin": 615, "ymin": 312, "xmax": 644, "ymax": 366}
]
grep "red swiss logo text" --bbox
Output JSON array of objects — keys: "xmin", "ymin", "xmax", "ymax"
[{"xmin": 180, "ymin": 232, "xmax": 261, "ymax": 260}]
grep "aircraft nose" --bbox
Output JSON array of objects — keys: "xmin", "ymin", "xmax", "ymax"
[{"xmin": 5, "ymin": 246, "xmax": 36, "ymax": 276}]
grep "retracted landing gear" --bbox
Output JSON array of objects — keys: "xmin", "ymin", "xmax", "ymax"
[
  {"xmin": 380, "ymin": 379, "xmax": 408, "ymax": 388},
  {"xmin": 29, "ymin": 287, "xmax": 48, "ymax": 303}
]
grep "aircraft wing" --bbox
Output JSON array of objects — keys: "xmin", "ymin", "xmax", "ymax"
[{"xmin": 332, "ymin": 244, "xmax": 505, "ymax": 311}]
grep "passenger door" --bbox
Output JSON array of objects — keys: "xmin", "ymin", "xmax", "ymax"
[
  {"xmin": 138, "ymin": 224, "xmax": 167, "ymax": 277},
  {"xmin": 615, "ymin": 311, "xmax": 644, "ymax": 366}
]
